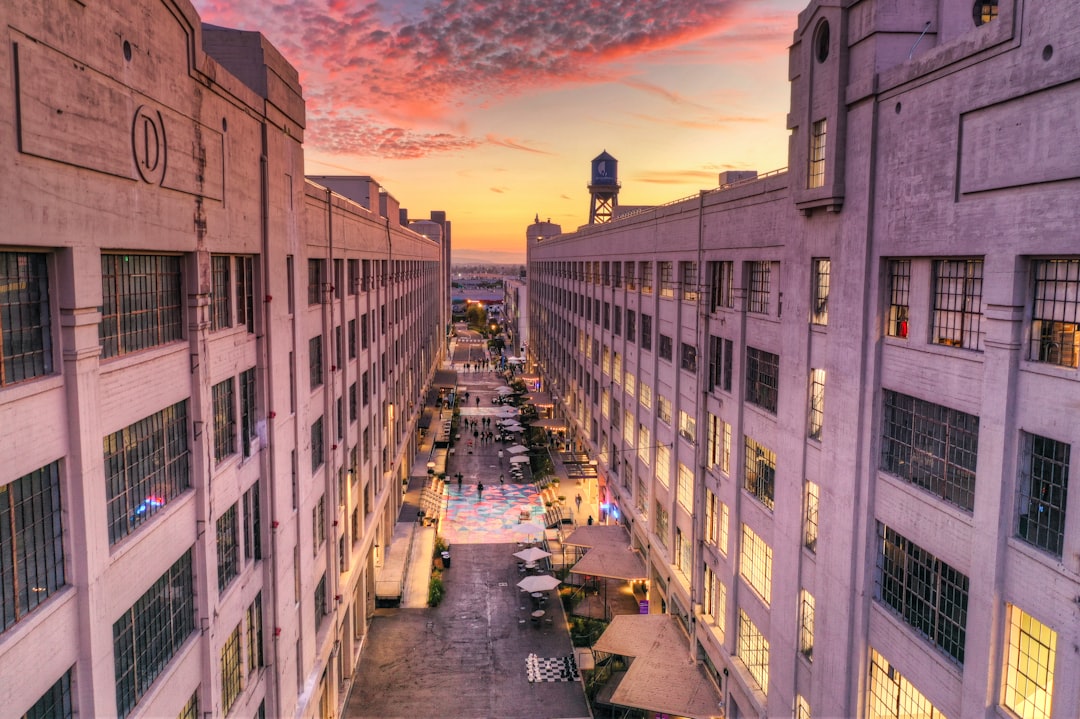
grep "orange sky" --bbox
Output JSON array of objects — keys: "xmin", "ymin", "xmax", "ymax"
[{"xmin": 192, "ymin": 0, "xmax": 809, "ymax": 263}]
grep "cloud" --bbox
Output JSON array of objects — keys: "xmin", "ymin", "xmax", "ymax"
[
  {"xmin": 484, "ymin": 135, "xmax": 555, "ymax": 155},
  {"xmin": 193, "ymin": 0, "xmax": 764, "ymax": 158}
]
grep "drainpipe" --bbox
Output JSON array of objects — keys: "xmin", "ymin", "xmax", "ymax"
[{"xmin": 690, "ymin": 189, "xmax": 709, "ymax": 662}]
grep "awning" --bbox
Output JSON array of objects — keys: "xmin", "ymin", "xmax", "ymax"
[
  {"xmin": 528, "ymin": 418, "xmax": 567, "ymax": 429},
  {"xmin": 564, "ymin": 526, "xmax": 647, "ymax": 581},
  {"xmin": 593, "ymin": 615, "xmax": 724, "ymax": 719}
]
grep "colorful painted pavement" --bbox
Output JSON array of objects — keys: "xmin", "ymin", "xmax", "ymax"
[{"xmin": 442, "ymin": 482, "xmax": 546, "ymax": 545}]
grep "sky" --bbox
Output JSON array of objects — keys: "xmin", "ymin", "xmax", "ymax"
[{"xmin": 192, "ymin": 0, "xmax": 809, "ymax": 264}]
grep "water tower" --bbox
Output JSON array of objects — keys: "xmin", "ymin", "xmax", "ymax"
[{"xmin": 588, "ymin": 150, "xmax": 620, "ymax": 224}]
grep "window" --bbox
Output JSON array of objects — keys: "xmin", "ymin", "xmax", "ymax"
[
  {"xmin": 640, "ymin": 261, "xmax": 653, "ymax": 294},
  {"xmin": 811, "ymin": 258, "xmax": 830, "ymax": 325},
  {"xmin": 104, "ymin": 401, "xmax": 190, "ymax": 545},
  {"xmin": 1029, "ymin": 259, "xmax": 1080, "ymax": 367},
  {"xmin": 705, "ymin": 490, "xmax": 729, "ymax": 554},
  {"xmin": 808, "ymin": 368, "xmax": 825, "ymax": 440},
  {"xmin": 933, "ymin": 259, "xmax": 984, "ymax": 350},
  {"xmin": 311, "ymin": 416, "xmax": 325, "ymax": 472},
  {"xmin": 307, "ymin": 259, "xmax": 324, "ymax": 305},
  {"xmin": 623, "ymin": 410, "xmax": 635, "ymax": 446},
  {"xmin": 309, "ymin": 336, "xmax": 323, "ymax": 389},
  {"xmin": 707, "ymin": 414, "xmax": 731, "ymax": 474},
  {"xmin": 1015, "ymin": 431, "xmax": 1070, "ymax": 557},
  {"xmin": 626, "ymin": 310, "xmax": 636, "ymax": 342},
  {"xmin": 702, "ymin": 565, "xmax": 726, "ymax": 635},
  {"xmin": 314, "ymin": 573, "xmax": 327, "ymax": 630},
  {"xmin": 740, "ymin": 524, "xmax": 772, "ymax": 604},
  {"xmin": 657, "ymin": 395, "xmax": 672, "ymax": 424},
  {"xmin": 658, "ymin": 261, "xmax": 674, "ymax": 298},
  {"xmin": 211, "ymin": 255, "xmax": 231, "ymax": 330},
  {"xmin": 886, "ymin": 260, "xmax": 911, "ymax": 338},
  {"xmin": 680, "ymin": 342, "xmax": 697, "ymax": 372},
  {"xmin": 973, "ymin": 0, "xmax": 998, "ymax": 26},
  {"xmin": 748, "ymin": 261, "xmax": 770, "ymax": 314},
  {"xmin": 236, "ymin": 256, "xmax": 254, "ymax": 332},
  {"xmin": 678, "ymin": 410, "xmax": 696, "ymax": 444},
  {"xmin": 0, "ymin": 252, "xmax": 53, "ymax": 386},
  {"xmin": 709, "ymin": 260, "xmax": 734, "ymax": 311},
  {"xmin": 100, "ymin": 254, "xmax": 182, "ymax": 359},
  {"xmin": 654, "ymin": 502, "xmax": 669, "ymax": 547},
  {"xmin": 677, "ymin": 463, "xmax": 693, "ymax": 511},
  {"xmin": 212, "ymin": 378, "xmax": 236, "ymax": 462},
  {"xmin": 656, "ymin": 443, "xmax": 670, "ymax": 486},
  {"xmin": 639, "ymin": 381, "xmax": 652, "ymax": 410},
  {"xmin": 737, "ymin": 610, "xmax": 769, "ymax": 694},
  {"xmin": 247, "ymin": 593, "xmax": 264, "ymax": 675},
  {"xmin": 880, "ymin": 389, "xmax": 979, "ymax": 511},
  {"xmin": 243, "ymin": 481, "xmax": 262, "ymax": 561},
  {"xmin": 23, "ymin": 667, "xmax": 73, "ymax": 719},
  {"xmin": 876, "ymin": 523, "xmax": 969, "ymax": 664},
  {"xmin": 799, "ymin": 589, "xmax": 815, "ymax": 660},
  {"xmin": 1, "ymin": 460, "xmax": 65, "ymax": 633},
  {"xmin": 803, "ymin": 480, "xmax": 819, "ymax": 552},
  {"xmin": 349, "ymin": 382, "xmax": 357, "ymax": 422},
  {"xmin": 625, "ymin": 261, "xmax": 637, "ymax": 290},
  {"xmin": 868, "ymin": 648, "xmax": 947, "ymax": 719},
  {"xmin": 676, "ymin": 528, "xmax": 692, "ymax": 579},
  {"xmin": 286, "ymin": 255, "xmax": 295, "ymax": 314},
  {"xmin": 113, "ymin": 551, "xmax": 195, "ymax": 719},
  {"xmin": 680, "ymin": 261, "xmax": 698, "ymax": 301},
  {"xmin": 743, "ymin": 437, "xmax": 776, "ymax": 510},
  {"xmin": 221, "ymin": 623, "xmax": 243, "ymax": 714},
  {"xmin": 216, "ymin": 503, "xmax": 239, "ymax": 594},
  {"xmin": 796, "ymin": 695, "xmax": 811, "ymax": 719},
  {"xmin": 808, "ymin": 119, "xmax": 826, "ymax": 188},
  {"xmin": 348, "ymin": 259, "xmax": 359, "ymax": 295},
  {"xmin": 313, "ymin": 495, "xmax": 326, "ymax": 552},
  {"xmin": 659, "ymin": 334, "xmax": 673, "ymax": 361},
  {"xmin": 603, "ymin": 302, "xmax": 610, "ymax": 330},
  {"xmin": 745, "ymin": 346, "xmax": 779, "ymax": 413},
  {"xmin": 240, "ymin": 367, "xmax": 257, "ymax": 457},
  {"xmin": 1001, "ymin": 605, "xmax": 1056, "ymax": 719},
  {"xmin": 708, "ymin": 335, "xmax": 733, "ymax": 392},
  {"xmin": 636, "ymin": 476, "xmax": 649, "ymax": 520},
  {"xmin": 641, "ymin": 314, "xmax": 652, "ymax": 351}
]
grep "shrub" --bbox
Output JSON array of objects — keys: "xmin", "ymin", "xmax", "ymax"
[{"xmin": 428, "ymin": 574, "xmax": 445, "ymax": 606}]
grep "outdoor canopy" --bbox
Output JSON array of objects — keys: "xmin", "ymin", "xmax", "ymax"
[
  {"xmin": 509, "ymin": 455, "xmax": 529, "ymax": 464},
  {"xmin": 513, "ymin": 547, "xmax": 551, "ymax": 562},
  {"xmin": 516, "ymin": 574, "xmax": 561, "ymax": 592}
]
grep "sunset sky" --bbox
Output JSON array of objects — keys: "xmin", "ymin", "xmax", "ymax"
[{"xmin": 192, "ymin": 0, "xmax": 809, "ymax": 263}]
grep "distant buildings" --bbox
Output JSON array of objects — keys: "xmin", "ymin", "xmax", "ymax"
[
  {"xmin": 0, "ymin": 3, "xmax": 446, "ymax": 718},
  {"xmin": 528, "ymin": 1, "xmax": 1080, "ymax": 718}
]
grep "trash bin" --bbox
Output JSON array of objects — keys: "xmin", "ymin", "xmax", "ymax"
[{"xmin": 441, "ymin": 551, "xmax": 451, "ymax": 568}]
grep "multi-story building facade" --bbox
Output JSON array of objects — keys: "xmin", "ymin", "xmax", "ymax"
[
  {"xmin": 528, "ymin": 1, "xmax": 1080, "ymax": 718},
  {"xmin": 0, "ymin": 2, "xmax": 446, "ymax": 718}
]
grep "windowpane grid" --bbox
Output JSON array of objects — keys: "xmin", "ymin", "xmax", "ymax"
[
  {"xmin": 211, "ymin": 255, "xmax": 231, "ymax": 330},
  {"xmin": 811, "ymin": 258, "xmax": 830, "ymax": 325},
  {"xmin": 868, "ymin": 648, "xmax": 948, "ymax": 719},
  {"xmin": 22, "ymin": 666, "xmax": 74, "ymax": 719},
  {"xmin": 880, "ymin": 389, "xmax": 979, "ymax": 511},
  {"xmin": 113, "ymin": 551, "xmax": 195, "ymax": 719},
  {"xmin": 743, "ymin": 437, "xmax": 776, "ymax": 510},
  {"xmin": 748, "ymin": 262, "xmax": 770, "ymax": 314},
  {"xmin": 1, "ymin": 251, "xmax": 53, "ymax": 386},
  {"xmin": 746, "ymin": 346, "xmax": 779, "ymax": 412},
  {"xmin": 737, "ymin": 610, "xmax": 769, "ymax": 694},
  {"xmin": 221, "ymin": 624, "xmax": 242, "ymax": 714},
  {"xmin": 876, "ymin": 524, "xmax": 969, "ymax": 664},
  {"xmin": 247, "ymin": 593, "xmax": 264, "ymax": 675},
  {"xmin": 176, "ymin": 691, "xmax": 198, "ymax": 719},
  {"xmin": 1029, "ymin": 259, "xmax": 1080, "ymax": 367},
  {"xmin": 709, "ymin": 260, "xmax": 734, "ymax": 310},
  {"xmin": 1, "ymin": 460, "xmax": 65, "ymax": 633},
  {"xmin": 100, "ymin": 254, "xmax": 183, "ymax": 358},
  {"xmin": 104, "ymin": 401, "xmax": 190, "ymax": 545},
  {"xmin": 808, "ymin": 369, "xmax": 825, "ymax": 439},
  {"xmin": 216, "ymin": 504, "xmax": 239, "ymax": 594},
  {"xmin": 740, "ymin": 524, "xmax": 772, "ymax": 604},
  {"xmin": 887, "ymin": 259, "xmax": 911, "ymax": 338},
  {"xmin": 808, "ymin": 119, "xmax": 826, "ymax": 188},
  {"xmin": 212, "ymin": 378, "xmax": 236, "ymax": 462},
  {"xmin": 1002, "ymin": 606, "xmax": 1056, "ymax": 719},
  {"xmin": 240, "ymin": 367, "xmax": 257, "ymax": 457},
  {"xmin": 803, "ymin": 480, "xmax": 819, "ymax": 552},
  {"xmin": 799, "ymin": 589, "xmax": 815, "ymax": 660},
  {"xmin": 932, "ymin": 259, "xmax": 984, "ymax": 350},
  {"xmin": 1016, "ymin": 432, "xmax": 1070, "ymax": 557}
]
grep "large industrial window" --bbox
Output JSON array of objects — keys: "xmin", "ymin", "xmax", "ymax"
[
  {"xmin": 678, "ymin": 410, "xmax": 696, "ymax": 444},
  {"xmin": 247, "ymin": 593, "xmax": 264, "ymax": 676},
  {"xmin": 100, "ymin": 253, "xmax": 182, "ymax": 359},
  {"xmin": 680, "ymin": 261, "xmax": 698, "ymax": 301},
  {"xmin": 212, "ymin": 378, "xmax": 236, "ymax": 462},
  {"xmin": 641, "ymin": 314, "xmax": 653, "ymax": 351},
  {"xmin": 1016, "ymin": 431, "xmax": 1070, "ymax": 557},
  {"xmin": 880, "ymin": 389, "xmax": 979, "ymax": 511},
  {"xmin": 748, "ymin": 261, "xmax": 771, "ymax": 314},
  {"xmin": 309, "ymin": 336, "xmax": 324, "ymax": 389},
  {"xmin": 744, "ymin": 437, "xmax": 776, "ymax": 510},
  {"xmin": 655, "ymin": 444, "xmax": 670, "ymax": 487},
  {"xmin": 626, "ymin": 310, "xmax": 636, "ymax": 342},
  {"xmin": 707, "ymin": 414, "xmax": 731, "ymax": 474},
  {"xmin": 677, "ymin": 463, "xmax": 693, "ymax": 511},
  {"xmin": 22, "ymin": 666, "xmax": 73, "ymax": 719},
  {"xmin": 0, "ymin": 251, "xmax": 52, "ymax": 387},
  {"xmin": 808, "ymin": 119, "xmax": 826, "ymax": 188},
  {"xmin": 808, "ymin": 368, "xmax": 825, "ymax": 440},
  {"xmin": 704, "ymin": 490, "xmax": 729, "ymax": 554},
  {"xmin": 104, "ymin": 401, "xmax": 190, "ymax": 545},
  {"xmin": 314, "ymin": 573, "xmax": 327, "ymax": 630},
  {"xmin": 625, "ymin": 261, "xmax": 637, "ymax": 291},
  {"xmin": 1001, "ymin": 605, "xmax": 1056, "ymax": 719},
  {"xmin": 113, "ymin": 550, "xmax": 195, "ymax": 719},
  {"xmin": 307, "ymin": 259, "xmax": 324, "ymax": 305},
  {"xmin": 211, "ymin": 255, "xmax": 231, "ymax": 330},
  {"xmin": 221, "ymin": 623, "xmax": 243, "ymax": 715},
  {"xmin": 708, "ymin": 335, "xmax": 733, "ymax": 392},
  {"xmin": 680, "ymin": 342, "xmax": 697, "ymax": 372},
  {"xmin": 216, "ymin": 503, "xmax": 239, "ymax": 594},
  {"xmin": 659, "ymin": 334, "xmax": 673, "ymax": 361},
  {"xmin": 311, "ymin": 416, "xmax": 325, "ymax": 472},
  {"xmin": 876, "ymin": 523, "xmax": 969, "ymax": 664},
  {"xmin": 746, "ymin": 346, "xmax": 779, "ymax": 413},
  {"xmin": 1, "ymin": 460, "xmax": 65, "ymax": 633},
  {"xmin": 702, "ymin": 565, "xmax": 726, "ymax": 635},
  {"xmin": 709, "ymin": 260, "xmax": 735, "ymax": 310},
  {"xmin": 654, "ymin": 502, "xmax": 669, "ymax": 548},
  {"xmin": 737, "ymin": 610, "xmax": 769, "ymax": 695},
  {"xmin": 657, "ymin": 395, "xmax": 672, "ymax": 424},
  {"xmin": 243, "ymin": 481, "xmax": 262, "ymax": 562},
  {"xmin": 932, "ymin": 259, "xmax": 984, "ymax": 350},
  {"xmin": 799, "ymin": 589, "xmax": 815, "ymax": 660},
  {"xmin": 740, "ymin": 524, "xmax": 772, "ymax": 604},
  {"xmin": 811, "ymin": 258, "xmax": 830, "ymax": 325},
  {"xmin": 640, "ymin": 261, "xmax": 653, "ymax": 294},
  {"xmin": 313, "ymin": 495, "xmax": 326, "ymax": 553},
  {"xmin": 240, "ymin": 367, "xmax": 257, "ymax": 457},
  {"xmin": 803, "ymin": 480, "xmax": 819, "ymax": 553},
  {"xmin": 1029, "ymin": 259, "xmax": 1080, "ymax": 368},
  {"xmin": 868, "ymin": 648, "xmax": 947, "ymax": 719},
  {"xmin": 886, "ymin": 259, "xmax": 911, "ymax": 338}
]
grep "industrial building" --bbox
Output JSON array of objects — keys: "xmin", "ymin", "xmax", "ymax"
[{"xmin": 527, "ymin": 1, "xmax": 1080, "ymax": 717}]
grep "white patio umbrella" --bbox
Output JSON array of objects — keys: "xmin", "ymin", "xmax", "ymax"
[
  {"xmin": 512, "ymin": 522, "xmax": 545, "ymax": 541},
  {"xmin": 509, "ymin": 455, "xmax": 530, "ymax": 464},
  {"xmin": 513, "ymin": 547, "xmax": 552, "ymax": 562},
  {"xmin": 517, "ymin": 574, "xmax": 562, "ymax": 593},
  {"xmin": 503, "ymin": 424, "xmax": 524, "ymax": 432},
  {"xmin": 497, "ymin": 418, "xmax": 518, "ymax": 426},
  {"xmin": 495, "ymin": 386, "xmax": 514, "ymax": 395},
  {"xmin": 506, "ymin": 444, "xmax": 529, "ymax": 454}
]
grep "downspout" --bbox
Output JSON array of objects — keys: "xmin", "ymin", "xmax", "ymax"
[{"xmin": 691, "ymin": 189, "xmax": 709, "ymax": 660}]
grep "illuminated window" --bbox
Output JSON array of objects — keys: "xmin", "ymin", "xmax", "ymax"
[
  {"xmin": 886, "ymin": 260, "xmax": 911, "ymax": 338},
  {"xmin": 740, "ymin": 524, "xmax": 772, "ymax": 604},
  {"xmin": 176, "ymin": 692, "xmax": 198, "ymax": 719},
  {"xmin": 636, "ymin": 475, "xmax": 649, "ymax": 520},
  {"xmin": 803, "ymin": 481, "xmax": 819, "ymax": 553},
  {"xmin": 799, "ymin": 589, "xmax": 815, "ymax": 660},
  {"xmin": 737, "ymin": 610, "xmax": 769, "ymax": 694},
  {"xmin": 796, "ymin": 694, "xmax": 811, "ymax": 719},
  {"xmin": 639, "ymin": 381, "xmax": 652, "ymax": 410},
  {"xmin": 868, "ymin": 648, "xmax": 947, "ymax": 719},
  {"xmin": 702, "ymin": 564, "xmax": 726, "ymax": 635},
  {"xmin": 640, "ymin": 261, "xmax": 653, "ymax": 294},
  {"xmin": 638, "ymin": 424, "xmax": 651, "ymax": 465},
  {"xmin": 744, "ymin": 437, "xmax": 776, "ymax": 510},
  {"xmin": 678, "ymin": 410, "xmax": 696, "ymax": 444},
  {"xmin": 100, "ymin": 253, "xmax": 183, "ymax": 358},
  {"xmin": 811, "ymin": 258, "xmax": 830, "ymax": 325},
  {"xmin": 973, "ymin": 0, "xmax": 998, "ymax": 26},
  {"xmin": 1002, "ymin": 605, "xmax": 1056, "ymax": 719},
  {"xmin": 680, "ymin": 261, "xmax": 698, "ymax": 301},
  {"xmin": 704, "ymin": 490, "xmax": 729, "ymax": 554},
  {"xmin": 808, "ymin": 368, "xmax": 825, "ymax": 440},
  {"xmin": 1015, "ymin": 432, "xmax": 1070, "ymax": 557},
  {"xmin": 933, "ymin": 259, "xmax": 984, "ymax": 350},
  {"xmin": 677, "ymin": 463, "xmax": 693, "ymax": 511},
  {"xmin": 655, "ymin": 443, "xmax": 670, "ymax": 487},
  {"xmin": 0, "ymin": 251, "xmax": 53, "ymax": 386},
  {"xmin": 1029, "ymin": 259, "xmax": 1080, "ymax": 368},
  {"xmin": 657, "ymin": 395, "xmax": 672, "ymax": 424},
  {"xmin": 748, "ymin": 261, "xmax": 770, "ymax": 314},
  {"xmin": 808, "ymin": 119, "xmax": 826, "ymax": 188},
  {"xmin": 221, "ymin": 623, "xmax": 242, "ymax": 715},
  {"xmin": 707, "ymin": 414, "xmax": 731, "ymax": 474},
  {"xmin": 659, "ymin": 261, "xmax": 674, "ymax": 298}
]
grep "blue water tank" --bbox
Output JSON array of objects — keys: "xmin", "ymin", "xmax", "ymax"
[{"xmin": 590, "ymin": 151, "xmax": 618, "ymax": 186}]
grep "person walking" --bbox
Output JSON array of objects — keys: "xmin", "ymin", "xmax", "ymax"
[
  {"xmin": 477, "ymin": 481, "xmax": 484, "ymax": 499},
  {"xmin": 575, "ymin": 493, "xmax": 582, "ymax": 512},
  {"xmin": 587, "ymin": 515, "xmax": 594, "ymax": 526},
  {"xmin": 455, "ymin": 473, "xmax": 463, "ymax": 490}
]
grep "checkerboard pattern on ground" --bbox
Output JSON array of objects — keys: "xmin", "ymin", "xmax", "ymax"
[{"xmin": 526, "ymin": 653, "xmax": 580, "ymax": 683}]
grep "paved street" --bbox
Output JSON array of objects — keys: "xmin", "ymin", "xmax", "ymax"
[{"xmin": 344, "ymin": 326, "xmax": 591, "ymax": 719}]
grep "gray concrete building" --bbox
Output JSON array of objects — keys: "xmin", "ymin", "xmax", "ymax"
[
  {"xmin": 527, "ymin": 1, "xmax": 1080, "ymax": 718},
  {"xmin": 0, "ymin": 1, "xmax": 446, "ymax": 718}
]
